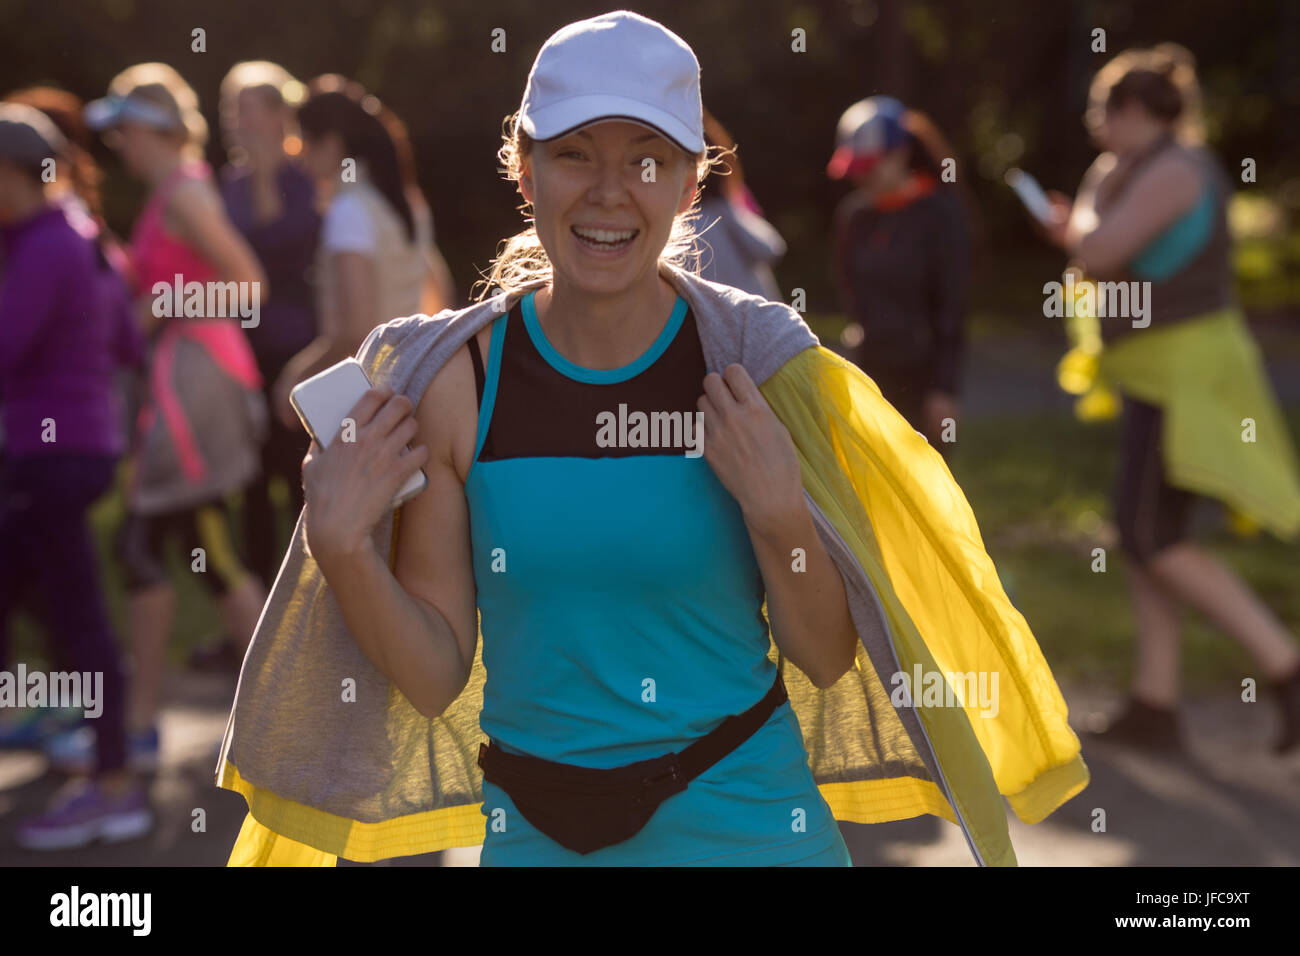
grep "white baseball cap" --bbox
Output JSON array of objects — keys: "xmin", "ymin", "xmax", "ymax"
[{"xmin": 519, "ymin": 11, "xmax": 704, "ymax": 155}]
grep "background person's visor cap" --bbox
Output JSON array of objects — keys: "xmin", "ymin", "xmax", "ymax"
[{"xmin": 84, "ymin": 93, "xmax": 183, "ymax": 132}]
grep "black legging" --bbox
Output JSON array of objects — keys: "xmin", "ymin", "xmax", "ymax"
[
  {"xmin": 1113, "ymin": 395, "xmax": 1197, "ymax": 563},
  {"xmin": 244, "ymin": 350, "xmax": 310, "ymax": 586},
  {"xmin": 0, "ymin": 452, "xmax": 128, "ymax": 773}
]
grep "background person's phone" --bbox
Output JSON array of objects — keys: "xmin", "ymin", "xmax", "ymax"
[
  {"xmin": 289, "ymin": 358, "xmax": 428, "ymax": 509},
  {"xmin": 1004, "ymin": 167, "xmax": 1054, "ymax": 225}
]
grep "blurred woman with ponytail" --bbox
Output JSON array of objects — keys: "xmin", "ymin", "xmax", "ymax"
[
  {"xmin": 272, "ymin": 76, "xmax": 455, "ymax": 429},
  {"xmin": 1041, "ymin": 44, "xmax": 1300, "ymax": 754},
  {"xmin": 67, "ymin": 63, "xmax": 270, "ymax": 777}
]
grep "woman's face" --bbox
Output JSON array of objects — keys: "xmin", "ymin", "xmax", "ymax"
[
  {"xmin": 851, "ymin": 144, "xmax": 910, "ymax": 192},
  {"xmin": 104, "ymin": 119, "xmax": 167, "ymax": 178},
  {"xmin": 225, "ymin": 88, "xmax": 283, "ymax": 155},
  {"xmin": 520, "ymin": 119, "xmax": 697, "ymax": 297},
  {"xmin": 1095, "ymin": 99, "xmax": 1156, "ymax": 155},
  {"xmin": 238, "ymin": 89, "xmax": 282, "ymax": 142},
  {"xmin": 298, "ymin": 129, "xmax": 344, "ymax": 184}
]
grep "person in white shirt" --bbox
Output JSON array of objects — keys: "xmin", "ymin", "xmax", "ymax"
[{"xmin": 271, "ymin": 74, "xmax": 456, "ymax": 429}]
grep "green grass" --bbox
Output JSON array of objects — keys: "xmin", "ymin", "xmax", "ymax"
[{"xmin": 947, "ymin": 408, "xmax": 1300, "ymax": 691}]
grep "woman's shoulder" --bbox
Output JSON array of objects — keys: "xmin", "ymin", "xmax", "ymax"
[
  {"xmin": 325, "ymin": 185, "xmax": 371, "ymax": 220},
  {"xmin": 321, "ymin": 187, "xmax": 377, "ymax": 252},
  {"xmin": 404, "ymin": 314, "xmax": 497, "ymax": 482},
  {"xmin": 163, "ymin": 168, "xmax": 226, "ymax": 226},
  {"xmin": 358, "ymin": 295, "xmax": 507, "ymax": 389},
  {"xmin": 1131, "ymin": 143, "xmax": 1208, "ymax": 200}
]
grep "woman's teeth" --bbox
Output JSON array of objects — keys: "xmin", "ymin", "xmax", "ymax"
[{"xmin": 572, "ymin": 226, "xmax": 637, "ymax": 250}]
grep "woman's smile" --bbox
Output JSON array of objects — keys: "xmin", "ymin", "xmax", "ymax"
[{"xmin": 570, "ymin": 224, "xmax": 640, "ymax": 256}]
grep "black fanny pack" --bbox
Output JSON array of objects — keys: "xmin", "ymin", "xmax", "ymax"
[{"xmin": 477, "ymin": 669, "xmax": 788, "ymax": 855}]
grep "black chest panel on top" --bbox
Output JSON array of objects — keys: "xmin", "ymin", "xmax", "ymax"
[{"xmin": 468, "ymin": 304, "xmax": 708, "ymax": 461}]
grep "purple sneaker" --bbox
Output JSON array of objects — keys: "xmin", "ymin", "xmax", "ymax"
[{"xmin": 14, "ymin": 781, "xmax": 154, "ymax": 850}]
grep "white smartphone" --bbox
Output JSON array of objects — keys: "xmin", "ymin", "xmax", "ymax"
[
  {"xmin": 1004, "ymin": 167, "xmax": 1054, "ymax": 225},
  {"xmin": 289, "ymin": 358, "xmax": 428, "ymax": 509}
]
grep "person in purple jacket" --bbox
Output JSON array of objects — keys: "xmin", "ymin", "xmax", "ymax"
[
  {"xmin": 0, "ymin": 103, "xmax": 153, "ymax": 849},
  {"xmin": 0, "ymin": 85, "xmax": 146, "ymax": 749}
]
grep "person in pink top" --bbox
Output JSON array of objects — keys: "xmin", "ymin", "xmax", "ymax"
[{"xmin": 45, "ymin": 63, "xmax": 272, "ymax": 777}]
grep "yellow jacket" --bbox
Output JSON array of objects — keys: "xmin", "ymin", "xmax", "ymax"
[{"xmin": 218, "ymin": 264, "xmax": 1088, "ymax": 866}]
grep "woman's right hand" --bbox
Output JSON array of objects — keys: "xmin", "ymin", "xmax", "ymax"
[
  {"xmin": 1039, "ymin": 190, "xmax": 1074, "ymax": 248},
  {"xmin": 301, "ymin": 385, "xmax": 430, "ymax": 572}
]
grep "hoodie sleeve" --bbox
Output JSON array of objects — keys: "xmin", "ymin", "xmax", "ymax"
[
  {"xmin": 719, "ymin": 197, "xmax": 787, "ymax": 264},
  {"xmin": 0, "ymin": 228, "xmax": 64, "ymax": 379}
]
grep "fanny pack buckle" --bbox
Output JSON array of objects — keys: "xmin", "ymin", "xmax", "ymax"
[{"xmin": 640, "ymin": 761, "xmax": 681, "ymax": 789}]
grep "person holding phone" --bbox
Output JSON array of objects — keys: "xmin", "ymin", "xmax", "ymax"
[
  {"xmin": 219, "ymin": 11, "xmax": 1090, "ymax": 870},
  {"xmin": 828, "ymin": 96, "xmax": 973, "ymax": 456},
  {"xmin": 298, "ymin": 12, "xmax": 858, "ymax": 866},
  {"xmin": 1040, "ymin": 44, "xmax": 1300, "ymax": 753}
]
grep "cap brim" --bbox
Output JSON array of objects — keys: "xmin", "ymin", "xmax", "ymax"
[
  {"xmin": 83, "ymin": 98, "xmax": 125, "ymax": 131},
  {"xmin": 522, "ymin": 94, "xmax": 703, "ymax": 154},
  {"xmin": 826, "ymin": 146, "xmax": 881, "ymax": 180}
]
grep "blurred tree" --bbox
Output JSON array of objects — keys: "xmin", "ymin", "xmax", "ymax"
[{"xmin": 0, "ymin": 0, "xmax": 1294, "ymax": 314}]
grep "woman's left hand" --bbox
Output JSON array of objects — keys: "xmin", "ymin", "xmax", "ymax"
[{"xmin": 698, "ymin": 364, "xmax": 805, "ymax": 535}]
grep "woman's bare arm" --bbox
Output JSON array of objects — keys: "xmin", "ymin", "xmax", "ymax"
[
  {"xmin": 1071, "ymin": 150, "xmax": 1202, "ymax": 277},
  {"xmin": 305, "ymin": 336, "xmax": 483, "ymax": 718},
  {"xmin": 167, "ymin": 179, "xmax": 268, "ymax": 296},
  {"xmin": 274, "ymin": 251, "xmax": 382, "ymax": 426}
]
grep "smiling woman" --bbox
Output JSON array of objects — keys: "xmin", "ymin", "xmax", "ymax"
[
  {"xmin": 307, "ymin": 10, "xmax": 855, "ymax": 867},
  {"xmin": 482, "ymin": 116, "xmax": 713, "ymax": 308},
  {"xmin": 219, "ymin": 8, "xmax": 1089, "ymax": 871}
]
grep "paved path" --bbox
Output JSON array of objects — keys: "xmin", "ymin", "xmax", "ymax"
[{"xmin": 2, "ymin": 669, "xmax": 1297, "ymax": 866}]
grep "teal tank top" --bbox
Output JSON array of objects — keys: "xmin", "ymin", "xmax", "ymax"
[
  {"xmin": 1130, "ymin": 189, "xmax": 1215, "ymax": 280},
  {"xmin": 463, "ymin": 291, "xmax": 850, "ymax": 866}
]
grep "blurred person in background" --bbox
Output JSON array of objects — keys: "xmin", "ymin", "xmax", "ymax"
[
  {"xmin": 0, "ymin": 86, "xmax": 144, "ymax": 748},
  {"xmin": 271, "ymin": 75, "xmax": 455, "ymax": 430},
  {"xmin": 695, "ymin": 109, "xmax": 785, "ymax": 299},
  {"xmin": 44, "ymin": 63, "xmax": 270, "ymax": 776},
  {"xmin": 211, "ymin": 61, "xmax": 320, "ymax": 644},
  {"xmin": 828, "ymin": 96, "xmax": 972, "ymax": 458},
  {"xmin": 0, "ymin": 103, "xmax": 151, "ymax": 848},
  {"xmin": 1042, "ymin": 44, "xmax": 1300, "ymax": 753}
]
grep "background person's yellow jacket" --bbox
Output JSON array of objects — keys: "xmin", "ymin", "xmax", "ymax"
[{"xmin": 217, "ymin": 264, "xmax": 1089, "ymax": 866}]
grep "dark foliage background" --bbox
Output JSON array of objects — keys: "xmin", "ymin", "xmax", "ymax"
[{"xmin": 2, "ymin": 0, "xmax": 1297, "ymax": 314}]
